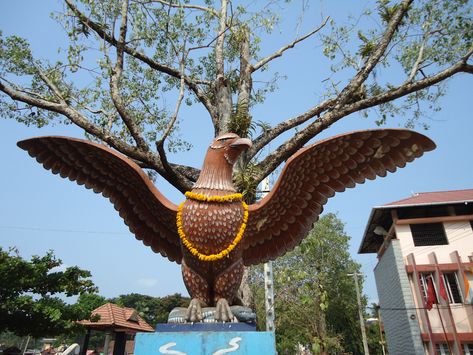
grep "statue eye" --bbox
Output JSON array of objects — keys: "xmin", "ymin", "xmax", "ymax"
[{"xmin": 218, "ymin": 137, "xmax": 232, "ymax": 142}]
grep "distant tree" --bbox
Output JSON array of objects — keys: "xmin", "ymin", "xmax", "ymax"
[
  {"xmin": 366, "ymin": 303, "xmax": 386, "ymax": 355},
  {"xmin": 0, "ymin": 248, "xmax": 97, "ymax": 337},
  {"xmin": 111, "ymin": 292, "xmax": 189, "ymax": 326},
  {"xmin": 0, "ymin": 331, "xmax": 24, "ymax": 349},
  {"xmin": 251, "ymin": 214, "xmax": 364, "ymax": 354},
  {"xmin": 72, "ymin": 293, "xmax": 108, "ymax": 316},
  {"xmin": 55, "ymin": 294, "xmax": 107, "ymax": 348}
]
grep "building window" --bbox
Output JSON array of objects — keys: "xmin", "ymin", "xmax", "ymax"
[
  {"xmin": 463, "ymin": 344, "xmax": 473, "ymax": 355},
  {"xmin": 464, "ymin": 344, "xmax": 473, "ymax": 355},
  {"xmin": 435, "ymin": 343, "xmax": 452, "ymax": 355},
  {"xmin": 419, "ymin": 273, "xmax": 438, "ymax": 304},
  {"xmin": 410, "ymin": 223, "xmax": 448, "ymax": 246},
  {"xmin": 442, "ymin": 273, "xmax": 463, "ymax": 304}
]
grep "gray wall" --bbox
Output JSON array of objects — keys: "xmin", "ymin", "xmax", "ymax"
[{"xmin": 375, "ymin": 240, "xmax": 424, "ymax": 355}]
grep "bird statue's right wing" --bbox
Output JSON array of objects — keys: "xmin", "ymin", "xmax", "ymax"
[
  {"xmin": 242, "ymin": 129, "xmax": 436, "ymax": 266},
  {"xmin": 18, "ymin": 136, "xmax": 182, "ymax": 263}
]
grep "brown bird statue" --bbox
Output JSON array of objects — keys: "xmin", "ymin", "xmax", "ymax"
[{"xmin": 18, "ymin": 129, "xmax": 435, "ymax": 322}]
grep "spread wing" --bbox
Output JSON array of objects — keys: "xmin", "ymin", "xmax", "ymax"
[
  {"xmin": 242, "ymin": 129, "xmax": 435, "ymax": 265},
  {"xmin": 18, "ymin": 136, "xmax": 182, "ymax": 263}
]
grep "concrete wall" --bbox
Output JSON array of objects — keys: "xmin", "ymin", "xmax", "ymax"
[
  {"xmin": 375, "ymin": 240, "xmax": 424, "ymax": 355},
  {"xmin": 396, "ymin": 220, "xmax": 473, "ymax": 264}
]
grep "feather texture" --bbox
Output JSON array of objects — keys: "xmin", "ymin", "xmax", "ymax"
[
  {"xmin": 242, "ymin": 129, "xmax": 435, "ymax": 265},
  {"xmin": 18, "ymin": 129, "xmax": 435, "ymax": 311},
  {"xmin": 17, "ymin": 136, "xmax": 182, "ymax": 263}
]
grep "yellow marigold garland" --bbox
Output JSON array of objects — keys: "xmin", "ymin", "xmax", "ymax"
[
  {"xmin": 184, "ymin": 191, "xmax": 243, "ymax": 202},
  {"xmin": 176, "ymin": 192, "xmax": 249, "ymax": 262}
]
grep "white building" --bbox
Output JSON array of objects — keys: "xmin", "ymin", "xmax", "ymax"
[{"xmin": 359, "ymin": 189, "xmax": 473, "ymax": 355}]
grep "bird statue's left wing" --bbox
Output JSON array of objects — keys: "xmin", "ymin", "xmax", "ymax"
[
  {"xmin": 242, "ymin": 129, "xmax": 435, "ymax": 266},
  {"xmin": 17, "ymin": 136, "xmax": 182, "ymax": 263}
]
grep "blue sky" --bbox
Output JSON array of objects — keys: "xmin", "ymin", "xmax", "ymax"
[{"xmin": 1, "ymin": 0, "xmax": 472, "ymax": 307}]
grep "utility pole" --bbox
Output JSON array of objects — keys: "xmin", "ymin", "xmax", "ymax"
[
  {"xmin": 261, "ymin": 177, "xmax": 275, "ymax": 332},
  {"xmin": 348, "ymin": 272, "xmax": 369, "ymax": 355},
  {"xmin": 264, "ymin": 261, "xmax": 275, "ymax": 332}
]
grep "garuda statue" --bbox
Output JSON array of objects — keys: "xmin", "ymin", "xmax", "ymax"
[{"xmin": 18, "ymin": 129, "xmax": 435, "ymax": 322}]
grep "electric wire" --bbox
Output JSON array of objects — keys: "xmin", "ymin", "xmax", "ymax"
[{"xmin": 0, "ymin": 225, "xmax": 129, "ymax": 236}]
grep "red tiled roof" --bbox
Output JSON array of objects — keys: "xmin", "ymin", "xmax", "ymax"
[
  {"xmin": 382, "ymin": 189, "xmax": 473, "ymax": 207},
  {"xmin": 79, "ymin": 303, "xmax": 154, "ymax": 333}
]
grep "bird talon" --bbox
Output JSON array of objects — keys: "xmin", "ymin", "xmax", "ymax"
[
  {"xmin": 214, "ymin": 298, "xmax": 233, "ymax": 322},
  {"xmin": 186, "ymin": 298, "xmax": 204, "ymax": 323}
]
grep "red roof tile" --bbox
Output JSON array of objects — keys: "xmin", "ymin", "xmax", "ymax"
[
  {"xmin": 79, "ymin": 303, "xmax": 154, "ymax": 333},
  {"xmin": 382, "ymin": 189, "xmax": 473, "ymax": 207}
]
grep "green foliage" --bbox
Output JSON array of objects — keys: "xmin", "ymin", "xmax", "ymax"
[
  {"xmin": 0, "ymin": 33, "xmax": 35, "ymax": 76},
  {"xmin": 251, "ymin": 214, "xmax": 365, "ymax": 354},
  {"xmin": 233, "ymin": 162, "xmax": 261, "ymax": 203},
  {"xmin": 228, "ymin": 102, "xmax": 250, "ymax": 138},
  {"xmin": 366, "ymin": 322, "xmax": 385, "ymax": 354},
  {"xmin": 0, "ymin": 248, "xmax": 98, "ymax": 337},
  {"xmin": 0, "ymin": 331, "xmax": 26, "ymax": 349},
  {"xmin": 321, "ymin": 0, "xmax": 472, "ymax": 127},
  {"xmin": 111, "ymin": 292, "xmax": 189, "ymax": 327}
]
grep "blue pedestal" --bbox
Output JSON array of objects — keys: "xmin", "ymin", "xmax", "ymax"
[
  {"xmin": 135, "ymin": 329, "xmax": 275, "ymax": 355},
  {"xmin": 156, "ymin": 323, "xmax": 256, "ymax": 332}
]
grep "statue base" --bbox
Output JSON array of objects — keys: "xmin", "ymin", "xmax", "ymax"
[
  {"xmin": 156, "ymin": 322, "xmax": 256, "ymax": 332},
  {"xmin": 167, "ymin": 306, "xmax": 256, "ymax": 324},
  {"xmin": 133, "ymin": 305, "xmax": 274, "ymax": 354},
  {"xmin": 135, "ymin": 330, "xmax": 275, "ymax": 355}
]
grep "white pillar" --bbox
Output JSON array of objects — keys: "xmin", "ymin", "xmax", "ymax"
[
  {"xmin": 103, "ymin": 332, "xmax": 111, "ymax": 355},
  {"xmin": 261, "ymin": 177, "xmax": 275, "ymax": 332}
]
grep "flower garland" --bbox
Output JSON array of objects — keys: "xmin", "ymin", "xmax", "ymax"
[
  {"xmin": 176, "ymin": 192, "xmax": 249, "ymax": 262},
  {"xmin": 184, "ymin": 191, "xmax": 243, "ymax": 203}
]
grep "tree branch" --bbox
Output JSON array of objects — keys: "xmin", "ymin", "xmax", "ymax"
[
  {"xmin": 110, "ymin": 0, "xmax": 149, "ymax": 151},
  {"xmin": 251, "ymin": 17, "xmax": 330, "ymax": 73},
  {"xmin": 153, "ymin": 52, "xmax": 191, "ymax": 191},
  {"xmin": 406, "ymin": 35, "xmax": 427, "ymax": 83},
  {"xmin": 1, "ymin": 81, "xmax": 66, "ymax": 115},
  {"xmin": 64, "ymin": 0, "xmax": 217, "ymax": 121},
  {"xmin": 172, "ymin": 164, "xmax": 200, "ymax": 182},
  {"xmin": 249, "ymin": 0, "xmax": 412, "ymax": 162},
  {"xmin": 213, "ymin": 0, "xmax": 233, "ymax": 134},
  {"xmin": 110, "ymin": 0, "xmax": 149, "ymax": 152},
  {"xmin": 215, "ymin": 0, "xmax": 227, "ymax": 79},
  {"xmin": 247, "ymin": 98, "xmax": 336, "ymax": 160},
  {"xmin": 0, "ymin": 80, "xmax": 146, "ymax": 160},
  {"xmin": 236, "ymin": 26, "xmax": 252, "ymax": 132},
  {"xmin": 135, "ymin": 160, "xmax": 200, "ymax": 182},
  {"xmin": 252, "ymin": 56, "xmax": 472, "ymax": 184},
  {"xmin": 0, "ymin": 79, "xmax": 195, "ymax": 191},
  {"xmin": 158, "ymin": 56, "xmax": 186, "ymax": 146},
  {"xmin": 34, "ymin": 65, "xmax": 67, "ymax": 104},
  {"xmin": 331, "ymin": 0, "xmax": 413, "ymax": 110},
  {"xmin": 143, "ymin": 0, "xmax": 218, "ymax": 17},
  {"xmin": 344, "ymin": 59, "xmax": 473, "ymax": 116},
  {"xmin": 247, "ymin": 0, "xmax": 413, "ymax": 177}
]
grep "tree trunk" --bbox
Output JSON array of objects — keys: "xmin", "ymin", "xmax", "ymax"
[{"xmin": 236, "ymin": 267, "xmax": 254, "ymax": 308}]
